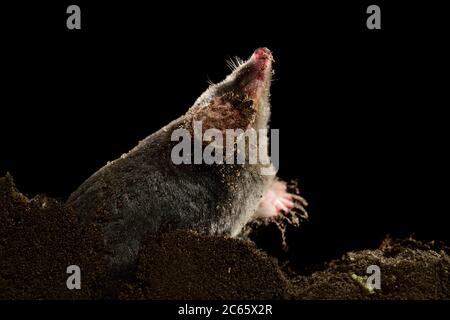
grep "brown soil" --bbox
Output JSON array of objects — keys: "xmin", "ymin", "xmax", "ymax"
[
  {"xmin": 1, "ymin": 174, "xmax": 449, "ymax": 300},
  {"xmin": 289, "ymin": 237, "xmax": 450, "ymax": 299},
  {"xmin": 0, "ymin": 174, "xmax": 110, "ymax": 299}
]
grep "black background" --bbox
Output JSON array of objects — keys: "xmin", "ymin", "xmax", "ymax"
[{"xmin": 1, "ymin": 1, "xmax": 448, "ymax": 265}]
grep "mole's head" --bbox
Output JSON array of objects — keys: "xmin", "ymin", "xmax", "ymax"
[{"xmin": 187, "ymin": 48, "xmax": 274, "ymax": 133}]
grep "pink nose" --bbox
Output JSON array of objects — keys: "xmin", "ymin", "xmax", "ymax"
[{"xmin": 253, "ymin": 47, "xmax": 273, "ymax": 61}]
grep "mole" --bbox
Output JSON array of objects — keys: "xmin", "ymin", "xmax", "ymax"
[{"xmin": 67, "ymin": 48, "xmax": 307, "ymax": 273}]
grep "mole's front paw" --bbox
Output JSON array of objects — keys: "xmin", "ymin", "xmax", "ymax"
[{"xmin": 255, "ymin": 181, "xmax": 308, "ymax": 219}]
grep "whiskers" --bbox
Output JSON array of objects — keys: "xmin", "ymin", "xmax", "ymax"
[{"xmin": 226, "ymin": 56, "xmax": 245, "ymax": 71}]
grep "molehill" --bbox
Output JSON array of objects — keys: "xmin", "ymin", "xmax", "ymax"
[{"xmin": 0, "ymin": 174, "xmax": 449, "ymax": 299}]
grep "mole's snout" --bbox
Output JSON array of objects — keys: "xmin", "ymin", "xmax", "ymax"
[
  {"xmin": 243, "ymin": 47, "xmax": 273, "ymax": 83},
  {"xmin": 253, "ymin": 47, "xmax": 273, "ymax": 62}
]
